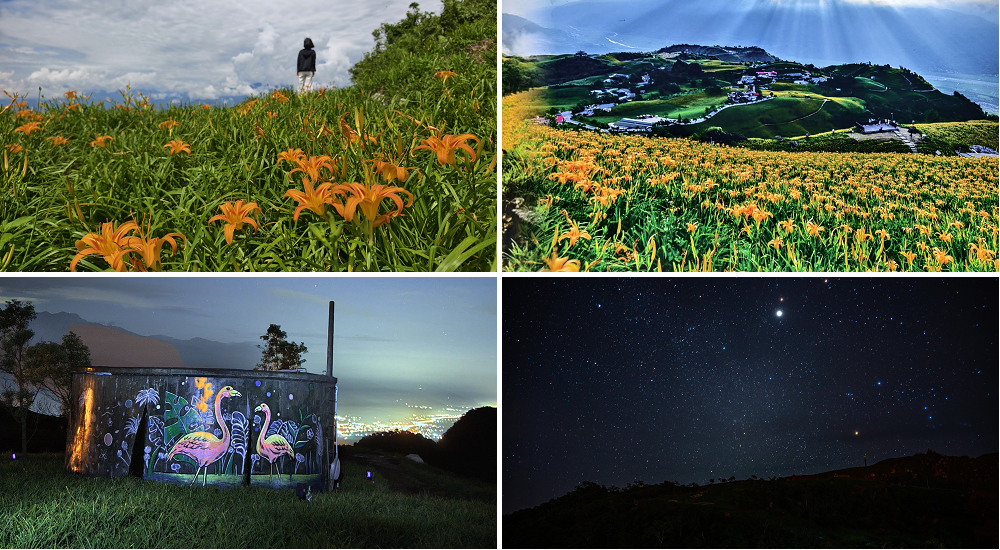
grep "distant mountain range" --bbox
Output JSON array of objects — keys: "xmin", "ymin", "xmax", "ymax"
[
  {"xmin": 503, "ymin": 0, "xmax": 999, "ymax": 76},
  {"xmin": 29, "ymin": 311, "xmax": 259, "ymax": 370},
  {"xmin": 1, "ymin": 312, "xmax": 260, "ymax": 415}
]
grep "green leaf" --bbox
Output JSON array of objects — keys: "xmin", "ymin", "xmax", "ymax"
[
  {"xmin": 163, "ymin": 391, "xmax": 201, "ymax": 447},
  {"xmin": 435, "ymin": 235, "xmax": 496, "ymax": 271}
]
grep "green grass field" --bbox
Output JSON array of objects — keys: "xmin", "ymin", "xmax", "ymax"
[
  {"xmin": 915, "ymin": 120, "xmax": 1000, "ymax": 154},
  {"xmin": 0, "ymin": 453, "xmax": 496, "ymax": 548},
  {"xmin": 688, "ymin": 96, "xmax": 862, "ymax": 138}
]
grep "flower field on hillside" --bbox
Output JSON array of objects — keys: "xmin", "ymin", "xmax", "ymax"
[{"xmin": 503, "ymin": 91, "xmax": 997, "ymax": 272}]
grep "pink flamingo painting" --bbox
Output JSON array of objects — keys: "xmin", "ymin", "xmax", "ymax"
[
  {"xmin": 254, "ymin": 402, "xmax": 294, "ymax": 481},
  {"xmin": 166, "ymin": 385, "xmax": 241, "ymax": 486}
]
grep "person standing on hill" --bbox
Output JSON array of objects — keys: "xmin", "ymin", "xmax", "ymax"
[{"xmin": 297, "ymin": 38, "xmax": 316, "ymax": 94}]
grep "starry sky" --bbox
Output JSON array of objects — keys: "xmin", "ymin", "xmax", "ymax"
[{"xmin": 502, "ymin": 277, "xmax": 998, "ymax": 514}]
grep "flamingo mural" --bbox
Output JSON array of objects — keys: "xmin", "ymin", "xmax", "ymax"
[
  {"xmin": 254, "ymin": 403, "xmax": 294, "ymax": 481},
  {"xmin": 166, "ymin": 385, "xmax": 242, "ymax": 486}
]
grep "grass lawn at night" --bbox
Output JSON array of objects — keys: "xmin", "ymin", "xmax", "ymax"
[{"xmin": 0, "ymin": 452, "xmax": 496, "ymax": 548}]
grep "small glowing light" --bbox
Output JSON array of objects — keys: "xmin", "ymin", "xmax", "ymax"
[
  {"xmin": 855, "ymin": 431, "xmax": 858, "ymax": 435},
  {"xmin": 776, "ymin": 310, "xmax": 783, "ymax": 317},
  {"xmin": 11, "ymin": 453, "xmax": 15, "ymax": 460}
]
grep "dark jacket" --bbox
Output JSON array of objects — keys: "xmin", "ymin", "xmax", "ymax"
[{"xmin": 297, "ymin": 49, "xmax": 316, "ymax": 73}]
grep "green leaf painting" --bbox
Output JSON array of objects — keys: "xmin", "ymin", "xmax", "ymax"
[{"xmin": 163, "ymin": 391, "xmax": 202, "ymax": 448}]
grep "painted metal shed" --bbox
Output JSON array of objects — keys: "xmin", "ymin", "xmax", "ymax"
[{"xmin": 65, "ymin": 366, "xmax": 337, "ymax": 492}]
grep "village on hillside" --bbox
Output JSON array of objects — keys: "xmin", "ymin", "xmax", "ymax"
[{"xmin": 524, "ymin": 48, "xmax": 997, "ymax": 156}]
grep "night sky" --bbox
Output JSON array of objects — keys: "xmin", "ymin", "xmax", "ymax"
[{"xmin": 502, "ymin": 277, "xmax": 998, "ymax": 514}]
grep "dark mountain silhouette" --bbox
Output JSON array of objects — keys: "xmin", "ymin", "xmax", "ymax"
[
  {"xmin": 354, "ymin": 430, "xmax": 441, "ymax": 462},
  {"xmin": 29, "ymin": 311, "xmax": 257, "ymax": 370},
  {"xmin": 505, "ymin": 451, "xmax": 998, "ymax": 548},
  {"xmin": 438, "ymin": 406, "xmax": 496, "ymax": 482},
  {"xmin": 351, "ymin": 407, "xmax": 497, "ymax": 483}
]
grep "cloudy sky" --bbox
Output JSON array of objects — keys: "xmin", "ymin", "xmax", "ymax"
[
  {"xmin": 503, "ymin": 0, "xmax": 999, "ymax": 16},
  {"xmin": 0, "ymin": 0, "xmax": 441, "ymax": 105},
  {"xmin": 0, "ymin": 276, "xmax": 497, "ymax": 423}
]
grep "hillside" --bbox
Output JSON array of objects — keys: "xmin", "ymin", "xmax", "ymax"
[
  {"xmin": 0, "ymin": 0, "xmax": 496, "ymax": 272},
  {"xmin": 504, "ymin": 452, "xmax": 998, "ymax": 548},
  {"xmin": 501, "ymin": 89, "xmax": 998, "ymax": 273},
  {"xmin": 511, "ymin": 45, "xmax": 992, "ymax": 147}
]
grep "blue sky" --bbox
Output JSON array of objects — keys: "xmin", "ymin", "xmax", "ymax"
[
  {"xmin": 0, "ymin": 0, "xmax": 440, "ymax": 106},
  {"xmin": 0, "ymin": 276, "xmax": 497, "ymax": 423}
]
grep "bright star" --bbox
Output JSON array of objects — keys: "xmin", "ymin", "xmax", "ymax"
[{"xmin": 776, "ymin": 310, "xmax": 783, "ymax": 317}]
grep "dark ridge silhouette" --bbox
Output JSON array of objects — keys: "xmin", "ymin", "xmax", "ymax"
[
  {"xmin": 437, "ymin": 406, "xmax": 496, "ymax": 482},
  {"xmin": 505, "ymin": 452, "xmax": 998, "ymax": 548},
  {"xmin": 354, "ymin": 430, "xmax": 441, "ymax": 462},
  {"xmin": 345, "ymin": 407, "xmax": 497, "ymax": 482}
]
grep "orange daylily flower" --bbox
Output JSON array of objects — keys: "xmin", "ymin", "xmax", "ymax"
[
  {"xmin": 14, "ymin": 122, "xmax": 42, "ymax": 135},
  {"xmin": 163, "ymin": 139, "xmax": 191, "ymax": 155},
  {"xmin": 768, "ymin": 237, "xmax": 784, "ymax": 251},
  {"xmin": 686, "ymin": 223, "xmax": 698, "ymax": 233},
  {"xmin": 969, "ymin": 242, "xmax": 996, "ymax": 263},
  {"xmin": 900, "ymin": 250, "xmax": 917, "ymax": 265},
  {"xmin": 936, "ymin": 231, "xmax": 953, "ymax": 244},
  {"xmin": 47, "ymin": 136, "xmax": 69, "ymax": 146},
  {"xmin": 329, "ymin": 181, "xmax": 414, "ymax": 229},
  {"xmin": 208, "ymin": 200, "xmax": 261, "ymax": 244},
  {"xmin": 276, "ymin": 148, "xmax": 305, "ymax": 164},
  {"xmin": 434, "ymin": 70, "xmax": 458, "ymax": 83},
  {"xmin": 778, "ymin": 219, "xmax": 795, "ymax": 233},
  {"xmin": 64, "ymin": 90, "xmax": 78, "ymax": 100},
  {"xmin": 270, "ymin": 90, "xmax": 289, "ymax": 103},
  {"xmin": 5, "ymin": 144, "xmax": 23, "ymax": 154},
  {"xmin": 70, "ymin": 220, "xmax": 139, "ymax": 272},
  {"xmin": 931, "ymin": 247, "xmax": 952, "ymax": 265},
  {"xmin": 558, "ymin": 210, "xmax": 591, "ymax": 247},
  {"xmin": 90, "ymin": 135, "xmax": 112, "ymax": 148},
  {"xmin": 285, "ymin": 176, "xmax": 337, "ymax": 221},
  {"xmin": 540, "ymin": 252, "xmax": 580, "ymax": 272},
  {"xmin": 158, "ymin": 119, "xmax": 180, "ymax": 131},
  {"xmin": 289, "ymin": 155, "xmax": 334, "ymax": 183},
  {"xmin": 372, "ymin": 159, "xmax": 414, "ymax": 183},
  {"xmin": 854, "ymin": 227, "xmax": 873, "ymax": 242},
  {"xmin": 122, "ymin": 228, "xmax": 186, "ymax": 272},
  {"xmin": 413, "ymin": 133, "xmax": 479, "ymax": 166}
]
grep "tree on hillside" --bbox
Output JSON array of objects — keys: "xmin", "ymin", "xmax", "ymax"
[
  {"xmin": 28, "ymin": 332, "xmax": 91, "ymax": 425},
  {"xmin": 0, "ymin": 300, "xmax": 38, "ymax": 454},
  {"xmin": 254, "ymin": 324, "xmax": 308, "ymax": 371}
]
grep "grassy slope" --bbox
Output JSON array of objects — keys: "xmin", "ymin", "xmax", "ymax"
[
  {"xmin": 0, "ymin": 453, "xmax": 495, "ymax": 548},
  {"xmin": 1, "ymin": 0, "xmax": 496, "ymax": 272},
  {"xmin": 914, "ymin": 120, "xmax": 1000, "ymax": 154},
  {"xmin": 688, "ymin": 97, "xmax": 861, "ymax": 138}
]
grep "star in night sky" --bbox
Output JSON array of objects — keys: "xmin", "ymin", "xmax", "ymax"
[{"xmin": 502, "ymin": 277, "xmax": 998, "ymax": 514}]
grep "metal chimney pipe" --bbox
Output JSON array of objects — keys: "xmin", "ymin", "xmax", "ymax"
[{"xmin": 326, "ymin": 301, "xmax": 335, "ymax": 377}]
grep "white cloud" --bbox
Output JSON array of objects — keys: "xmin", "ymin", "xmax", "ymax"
[{"xmin": 0, "ymin": 0, "xmax": 441, "ymax": 103}]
